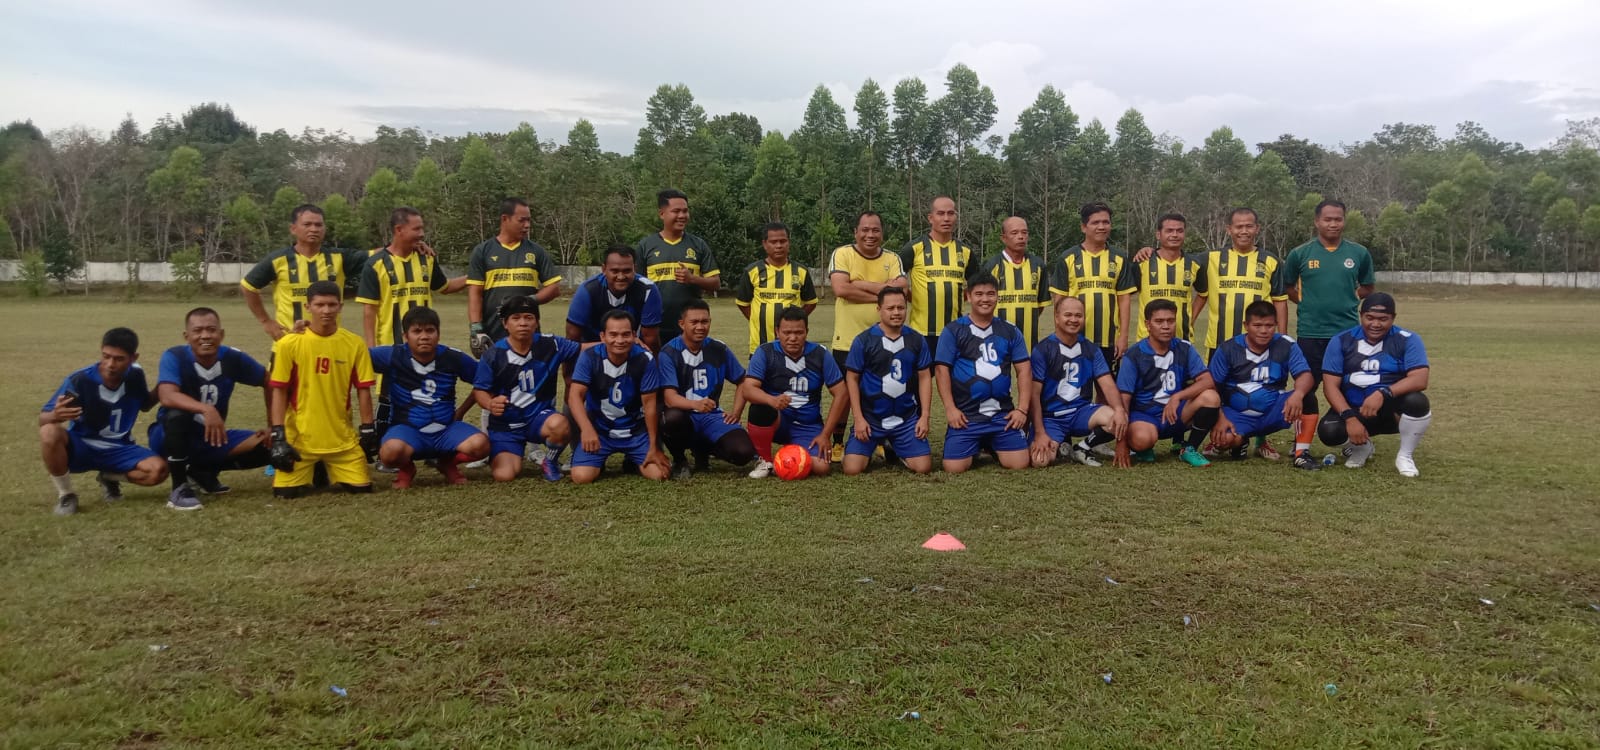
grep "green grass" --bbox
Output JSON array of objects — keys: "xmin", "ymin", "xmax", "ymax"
[{"xmin": 2, "ymin": 285, "xmax": 1599, "ymax": 748}]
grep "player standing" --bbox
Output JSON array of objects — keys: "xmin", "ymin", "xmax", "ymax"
[
  {"xmin": 900, "ymin": 196, "xmax": 978, "ymax": 348},
  {"xmin": 240, "ymin": 204, "xmax": 370, "ymax": 343},
  {"xmin": 637, "ymin": 189, "xmax": 720, "ymax": 344},
  {"xmin": 829, "ymin": 212, "xmax": 907, "ymax": 461},
  {"xmin": 39, "ymin": 328, "xmax": 167, "ymax": 515},
  {"xmin": 1120, "ymin": 213, "xmax": 1200, "ymax": 352},
  {"xmin": 357, "ymin": 207, "xmax": 467, "ymax": 348},
  {"xmin": 466, "ymin": 197, "xmax": 561, "ymax": 356},
  {"xmin": 149, "ymin": 308, "xmax": 272, "ymax": 510},
  {"xmin": 472, "ymin": 296, "xmax": 583, "ymax": 483},
  {"xmin": 742, "ymin": 307, "xmax": 850, "ymax": 478},
  {"xmin": 1206, "ymin": 301, "xmax": 1321, "ymax": 470},
  {"xmin": 1118, "ymin": 299, "xmax": 1221, "ymax": 467},
  {"xmin": 1281, "ymin": 199, "xmax": 1375, "ymax": 420},
  {"xmin": 567, "ymin": 310, "xmax": 671, "ymax": 484},
  {"xmin": 935, "ymin": 274, "xmax": 1034, "ymax": 474},
  {"xmin": 734, "ymin": 222, "xmax": 817, "ymax": 357},
  {"xmin": 1028, "ymin": 296, "xmax": 1129, "ymax": 468},
  {"xmin": 369, "ymin": 307, "xmax": 489, "ymax": 488},
  {"xmin": 1317, "ymin": 293, "xmax": 1432, "ymax": 477},
  {"xmin": 266, "ymin": 281, "xmax": 378, "ymax": 497},
  {"xmin": 658, "ymin": 300, "xmax": 757, "ymax": 479},
  {"xmin": 842, "ymin": 287, "xmax": 934, "ymax": 475},
  {"xmin": 979, "ymin": 216, "xmax": 1051, "ymax": 351}
]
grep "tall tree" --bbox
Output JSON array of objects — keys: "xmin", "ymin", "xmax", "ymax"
[
  {"xmin": 1005, "ymin": 85, "xmax": 1078, "ymax": 259},
  {"xmin": 890, "ymin": 77, "xmax": 934, "ymax": 241},
  {"xmin": 933, "ymin": 64, "xmax": 997, "ymax": 241},
  {"xmin": 853, "ymin": 79, "xmax": 890, "ymax": 208}
]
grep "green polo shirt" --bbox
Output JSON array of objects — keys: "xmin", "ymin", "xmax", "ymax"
[
  {"xmin": 635, "ymin": 232, "xmax": 719, "ymax": 340},
  {"xmin": 1281, "ymin": 238, "xmax": 1376, "ymax": 338}
]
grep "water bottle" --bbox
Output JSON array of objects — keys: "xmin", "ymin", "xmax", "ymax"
[{"xmin": 1322, "ymin": 453, "xmax": 1336, "ymax": 467}]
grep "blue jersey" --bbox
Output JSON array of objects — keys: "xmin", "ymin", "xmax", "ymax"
[
  {"xmin": 1031, "ymin": 333, "xmax": 1111, "ymax": 418},
  {"xmin": 1323, "ymin": 325, "xmax": 1429, "ymax": 406},
  {"xmin": 44, "ymin": 364, "xmax": 154, "ymax": 444},
  {"xmin": 746, "ymin": 341, "xmax": 844, "ymax": 426},
  {"xmin": 155, "ymin": 345, "xmax": 266, "ymax": 425},
  {"xmin": 1117, "ymin": 338, "xmax": 1208, "ymax": 415},
  {"xmin": 473, "ymin": 335, "xmax": 583, "ymax": 432},
  {"xmin": 572, "ymin": 344, "xmax": 661, "ymax": 438},
  {"xmin": 371, "ymin": 344, "xmax": 477, "ymax": 429},
  {"xmin": 845, "ymin": 324, "xmax": 931, "ymax": 430},
  {"xmin": 658, "ymin": 336, "xmax": 745, "ymax": 410},
  {"xmin": 934, "ymin": 316, "xmax": 1030, "ymax": 419},
  {"xmin": 1209, "ymin": 334, "xmax": 1309, "ymax": 416},
  {"xmin": 565, "ymin": 275, "xmax": 663, "ymax": 342}
]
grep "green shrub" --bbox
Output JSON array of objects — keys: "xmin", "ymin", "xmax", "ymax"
[
  {"xmin": 170, "ymin": 249, "xmax": 204, "ymax": 300},
  {"xmin": 20, "ymin": 252, "xmax": 48, "ymax": 298}
]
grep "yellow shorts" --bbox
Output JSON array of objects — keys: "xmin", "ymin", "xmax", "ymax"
[{"xmin": 274, "ymin": 444, "xmax": 370, "ymax": 488}]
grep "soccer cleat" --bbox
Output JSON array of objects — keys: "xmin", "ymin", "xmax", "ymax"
[
  {"xmin": 1343, "ymin": 441, "xmax": 1375, "ymax": 469},
  {"xmin": 1092, "ymin": 442, "xmax": 1117, "ymax": 458},
  {"xmin": 462, "ymin": 456, "xmax": 490, "ymax": 469},
  {"xmin": 830, "ymin": 444, "xmax": 844, "ymax": 464},
  {"xmin": 1292, "ymin": 453, "xmax": 1322, "ymax": 471},
  {"xmin": 1229, "ymin": 446, "xmax": 1248, "ymax": 461},
  {"xmin": 1395, "ymin": 454, "xmax": 1419, "ymax": 477},
  {"xmin": 189, "ymin": 471, "xmax": 230, "ymax": 495},
  {"xmin": 54, "ymin": 493, "xmax": 79, "ymax": 516},
  {"xmin": 1255, "ymin": 441, "xmax": 1282, "ymax": 461},
  {"xmin": 166, "ymin": 485, "xmax": 203, "ymax": 511},
  {"xmin": 540, "ymin": 453, "xmax": 562, "ymax": 482},
  {"xmin": 392, "ymin": 461, "xmax": 417, "ymax": 489},
  {"xmin": 1132, "ymin": 448, "xmax": 1157, "ymax": 463},
  {"xmin": 1068, "ymin": 446, "xmax": 1103, "ymax": 468},
  {"xmin": 373, "ymin": 461, "xmax": 398, "ymax": 474},
  {"xmin": 559, "ymin": 456, "xmax": 572, "ymax": 473},
  {"xmin": 1179, "ymin": 446, "xmax": 1212, "ymax": 468},
  {"xmin": 1201, "ymin": 442, "xmax": 1222, "ymax": 459},
  {"xmin": 437, "ymin": 458, "xmax": 468, "ymax": 486},
  {"xmin": 672, "ymin": 460, "xmax": 693, "ymax": 481},
  {"xmin": 748, "ymin": 459, "xmax": 774, "ymax": 479},
  {"xmin": 96, "ymin": 473, "xmax": 124, "ymax": 502},
  {"xmin": 525, "ymin": 444, "xmax": 548, "ymax": 463}
]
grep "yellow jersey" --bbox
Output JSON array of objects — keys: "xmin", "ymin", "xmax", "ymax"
[
  {"xmin": 899, "ymin": 235, "xmax": 977, "ymax": 337},
  {"xmin": 1194, "ymin": 248, "xmax": 1287, "ymax": 350},
  {"xmin": 268, "ymin": 327, "xmax": 375, "ymax": 453},
  {"xmin": 1048, "ymin": 245, "xmax": 1136, "ymax": 348},
  {"xmin": 355, "ymin": 247, "xmax": 448, "ymax": 345},
  {"xmin": 240, "ymin": 246, "xmax": 369, "ymax": 330},
  {"xmin": 829, "ymin": 244, "xmax": 905, "ymax": 351},
  {"xmin": 734, "ymin": 260, "xmax": 818, "ymax": 356},
  {"xmin": 979, "ymin": 251, "xmax": 1050, "ymax": 351},
  {"xmin": 1130, "ymin": 253, "xmax": 1201, "ymax": 341}
]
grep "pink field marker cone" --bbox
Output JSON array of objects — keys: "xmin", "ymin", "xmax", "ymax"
[{"xmin": 921, "ymin": 532, "xmax": 966, "ymax": 551}]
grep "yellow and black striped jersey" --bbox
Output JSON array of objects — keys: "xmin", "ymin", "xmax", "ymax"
[
  {"xmin": 1194, "ymin": 248, "xmax": 1287, "ymax": 350},
  {"xmin": 1047, "ymin": 245, "xmax": 1136, "ymax": 348},
  {"xmin": 355, "ymin": 248, "xmax": 448, "ymax": 346},
  {"xmin": 1130, "ymin": 253, "xmax": 1201, "ymax": 341},
  {"xmin": 898, "ymin": 235, "xmax": 978, "ymax": 338},
  {"xmin": 978, "ymin": 251, "xmax": 1050, "ymax": 351},
  {"xmin": 734, "ymin": 260, "xmax": 818, "ymax": 356},
  {"xmin": 240, "ymin": 246, "xmax": 369, "ymax": 330}
]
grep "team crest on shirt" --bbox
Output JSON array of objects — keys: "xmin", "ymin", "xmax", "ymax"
[
  {"xmin": 490, "ymin": 255, "xmax": 499, "ymax": 261},
  {"xmin": 525, "ymin": 252, "xmax": 535, "ymax": 264},
  {"xmin": 686, "ymin": 249, "xmax": 697, "ymax": 260},
  {"xmin": 652, "ymin": 251, "xmax": 661, "ymax": 259},
  {"xmin": 1343, "ymin": 258, "xmax": 1355, "ymax": 269},
  {"xmin": 1256, "ymin": 262, "xmax": 1268, "ymax": 276}
]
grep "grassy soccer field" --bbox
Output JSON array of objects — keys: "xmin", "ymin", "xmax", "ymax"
[{"xmin": 2, "ymin": 285, "xmax": 1598, "ymax": 748}]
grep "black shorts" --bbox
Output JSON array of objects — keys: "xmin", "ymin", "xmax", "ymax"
[{"xmin": 1297, "ymin": 337, "xmax": 1331, "ymax": 380}]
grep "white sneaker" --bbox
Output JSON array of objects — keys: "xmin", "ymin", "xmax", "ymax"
[
  {"xmin": 748, "ymin": 459, "xmax": 774, "ymax": 479},
  {"xmin": 462, "ymin": 457, "xmax": 489, "ymax": 469},
  {"xmin": 1343, "ymin": 441, "xmax": 1375, "ymax": 469},
  {"xmin": 1395, "ymin": 454, "xmax": 1419, "ymax": 477},
  {"xmin": 1091, "ymin": 442, "xmax": 1116, "ymax": 458},
  {"xmin": 559, "ymin": 456, "xmax": 572, "ymax": 473},
  {"xmin": 1068, "ymin": 445, "xmax": 1103, "ymax": 467},
  {"xmin": 525, "ymin": 444, "xmax": 549, "ymax": 463}
]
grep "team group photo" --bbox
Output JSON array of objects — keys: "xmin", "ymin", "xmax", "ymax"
[{"xmin": 3, "ymin": 0, "xmax": 1597, "ymax": 744}]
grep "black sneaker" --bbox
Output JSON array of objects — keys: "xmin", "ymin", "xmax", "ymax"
[
  {"xmin": 1292, "ymin": 453, "xmax": 1322, "ymax": 471},
  {"xmin": 167, "ymin": 485, "xmax": 204, "ymax": 511},
  {"xmin": 54, "ymin": 493, "xmax": 79, "ymax": 515},
  {"xmin": 189, "ymin": 471, "xmax": 231, "ymax": 495},
  {"xmin": 96, "ymin": 473, "xmax": 124, "ymax": 502}
]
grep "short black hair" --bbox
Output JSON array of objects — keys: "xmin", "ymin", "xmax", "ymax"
[
  {"xmin": 855, "ymin": 211, "xmax": 884, "ymax": 229},
  {"xmin": 603, "ymin": 244, "xmax": 635, "ymax": 264},
  {"xmin": 760, "ymin": 222, "xmax": 789, "ymax": 242},
  {"xmin": 1080, "ymin": 201, "xmax": 1113, "ymax": 224},
  {"xmin": 1144, "ymin": 298, "xmax": 1178, "ymax": 320},
  {"xmin": 500, "ymin": 197, "xmax": 529, "ymax": 218},
  {"xmin": 967, "ymin": 273, "xmax": 999, "ymax": 293},
  {"xmin": 680, "ymin": 299, "xmax": 711, "ymax": 319},
  {"xmin": 291, "ymin": 204, "xmax": 324, "ymax": 223},
  {"xmin": 1157, "ymin": 212, "xmax": 1187, "ymax": 230},
  {"xmin": 184, "ymin": 307, "xmax": 220, "ymax": 327},
  {"xmin": 776, "ymin": 306, "xmax": 809, "ymax": 326},
  {"xmin": 929, "ymin": 195, "xmax": 955, "ymax": 210},
  {"xmin": 1244, "ymin": 300, "xmax": 1277, "ymax": 321},
  {"xmin": 306, "ymin": 280, "xmax": 342, "ymax": 302},
  {"xmin": 390, "ymin": 206, "xmax": 422, "ymax": 229},
  {"xmin": 102, "ymin": 327, "xmax": 139, "ymax": 355},
  {"xmin": 1228, "ymin": 207, "xmax": 1259, "ymax": 225},
  {"xmin": 657, "ymin": 188, "xmax": 688, "ymax": 209},
  {"xmin": 877, "ymin": 286, "xmax": 907, "ymax": 305},
  {"xmin": 601, "ymin": 308, "xmax": 637, "ymax": 329},
  {"xmin": 401, "ymin": 306, "xmax": 441, "ymax": 332},
  {"xmin": 1315, "ymin": 199, "xmax": 1346, "ymax": 218},
  {"xmin": 497, "ymin": 295, "xmax": 539, "ymax": 321}
]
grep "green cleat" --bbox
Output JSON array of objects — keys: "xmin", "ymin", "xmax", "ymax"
[
  {"xmin": 1179, "ymin": 446, "xmax": 1212, "ymax": 468},
  {"xmin": 1133, "ymin": 448, "xmax": 1157, "ymax": 463}
]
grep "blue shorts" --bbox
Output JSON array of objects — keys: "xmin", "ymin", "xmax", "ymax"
[
  {"xmin": 1038, "ymin": 406, "xmax": 1104, "ymax": 443},
  {"xmin": 66, "ymin": 432, "xmax": 157, "ymax": 474},
  {"xmin": 147, "ymin": 422, "xmax": 257, "ymax": 465},
  {"xmin": 1223, "ymin": 394, "xmax": 1293, "ymax": 438},
  {"xmin": 572, "ymin": 431, "xmax": 652, "ymax": 469},
  {"xmin": 689, "ymin": 410, "xmax": 743, "ymax": 446},
  {"xmin": 488, "ymin": 408, "xmax": 560, "ymax": 458},
  {"xmin": 943, "ymin": 413, "xmax": 1029, "ymax": 460},
  {"xmin": 845, "ymin": 420, "xmax": 932, "ymax": 459},
  {"xmin": 1131, "ymin": 401, "xmax": 1190, "ymax": 440},
  {"xmin": 774, "ymin": 414, "xmax": 827, "ymax": 459},
  {"xmin": 385, "ymin": 422, "xmax": 482, "ymax": 459}
]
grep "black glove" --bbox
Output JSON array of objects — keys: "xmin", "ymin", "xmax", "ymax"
[
  {"xmin": 269, "ymin": 426, "xmax": 300, "ymax": 471},
  {"xmin": 469, "ymin": 322, "xmax": 491, "ymax": 358},
  {"xmin": 359, "ymin": 423, "xmax": 379, "ymax": 461}
]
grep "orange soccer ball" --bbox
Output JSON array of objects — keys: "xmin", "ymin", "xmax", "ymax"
[{"xmin": 773, "ymin": 444, "xmax": 812, "ymax": 481}]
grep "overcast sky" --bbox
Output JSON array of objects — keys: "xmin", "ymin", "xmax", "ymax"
[{"xmin": 3, "ymin": 0, "xmax": 1597, "ymax": 153}]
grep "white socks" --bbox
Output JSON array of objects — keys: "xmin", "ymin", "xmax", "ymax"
[
  {"xmin": 1395, "ymin": 412, "xmax": 1431, "ymax": 477},
  {"xmin": 50, "ymin": 473, "xmax": 73, "ymax": 498}
]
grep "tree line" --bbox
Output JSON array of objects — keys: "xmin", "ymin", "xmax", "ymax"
[{"xmin": 3, "ymin": 64, "xmax": 1600, "ymax": 287}]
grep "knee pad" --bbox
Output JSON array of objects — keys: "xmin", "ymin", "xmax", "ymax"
[
  {"xmin": 1317, "ymin": 411, "xmax": 1347, "ymax": 446},
  {"xmin": 1394, "ymin": 391, "xmax": 1430, "ymax": 418},
  {"xmin": 748, "ymin": 403, "xmax": 778, "ymax": 427}
]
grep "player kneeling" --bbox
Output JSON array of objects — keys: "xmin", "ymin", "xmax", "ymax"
[
  {"xmin": 1117, "ymin": 299, "xmax": 1220, "ymax": 466},
  {"xmin": 1317, "ymin": 293, "xmax": 1432, "ymax": 477},
  {"xmin": 741, "ymin": 306, "xmax": 849, "ymax": 478},
  {"xmin": 472, "ymin": 296, "xmax": 584, "ymax": 482},
  {"xmin": 567, "ymin": 310, "xmax": 670, "ymax": 483},
  {"xmin": 1029, "ymin": 296, "xmax": 1128, "ymax": 468},
  {"xmin": 935, "ymin": 275, "xmax": 1033, "ymax": 474},
  {"xmin": 659, "ymin": 300, "xmax": 758, "ymax": 479},
  {"xmin": 1207, "ymin": 300, "xmax": 1321, "ymax": 470},
  {"xmin": 39, "ymin": 327, "xmax": 167, "ymax": 515},
  {"xmin": 370, "ymin": 307, "xmax": 488, "ymax": 488},
  {"xmin": 843, "ymin": 287, "xmax": 934, "ymax": 475}
]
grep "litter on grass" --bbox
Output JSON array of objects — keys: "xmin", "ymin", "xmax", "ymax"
[
  {"xmin": 330, "ymin": 686, "xmax": 348, "ymax": 697},
  {"xmin": 148, "ymin": 644, "xmax": 169, "ymax": 652},
  {"xmin": 1323, "ymin": 684, "xmax": 1338, "ymax": 696},
  {"xmin": 1479, "ymin": 598, "xmax": 1494, "ymax": 606},
  {"xmin": 1182, "ymin": 615, "xmax": 1193, "ymax": 626},
  {"xmin": 898, "ymin": 711, "xmax": 921, "ymax": 721},
  {"xmin": 855, "ymin": 577, "xmax": 874, "ymax": 584},
  {"xmin": 1101, "ymin": 673, "xmax": 1114, "ymax": 684},
  {"xmin": 1104, "ymin": 577, "xmax": 1119, "ymax": 585}
]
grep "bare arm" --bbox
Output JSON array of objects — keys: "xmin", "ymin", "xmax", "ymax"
[
  {"xmin": 269, "ymin": 385, "xmax": 288, "ymax": 426},
  {"xmin": 1274, "ymin": 300, "xmax": 1289, "ymax": 334},
  {"xmin": 467, "ymin": 285, "xmax": 484, "ymax": 325},
  {"xmin": 440, "ymin": 276, "xmax": 469, "ymax": 294},
  {"xmin": 362, "ymin": 304, "xmax": 378, "ymax": 348},
  {"xmin": 356, "ymin": 387, "xmax": 374, "ymax": 425},
  {"xmin": 737, "ymin": 303, "xmax": 752, "ymax": 320},
  {"xmin": 819, "ymin": 381, "xmax": 851, "ymax": 441},
  {"xmin": 244, "ymin": 288, "xmax": 287, "ymax": 340},
  {"xmin": 1356, "ymin": 284, "xmax": 1375, "ymax": 299},
  {"xmin": 533, "ymin": 283, "xmax": 562, "ymax": 305},
  {"xmin": 640, "ymin": 326, "xmax": 660, "ymax": 353},
  {"xmin": 831, "ymin": 271, "xmax": 902, "ymax": 303}
]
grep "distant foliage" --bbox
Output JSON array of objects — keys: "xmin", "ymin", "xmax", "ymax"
[{"xmin": 169, "ymin": 248, "xmax": 203, "ymax": 300}]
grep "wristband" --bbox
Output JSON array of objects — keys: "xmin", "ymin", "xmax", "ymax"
[
  {"xmin": 1378, "ymin": 385, "xmax": 1393, "ymax": 400},
  {"xmin": 1340, "ymin": 409, "xmax": 1359, "ymax": 421}
]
